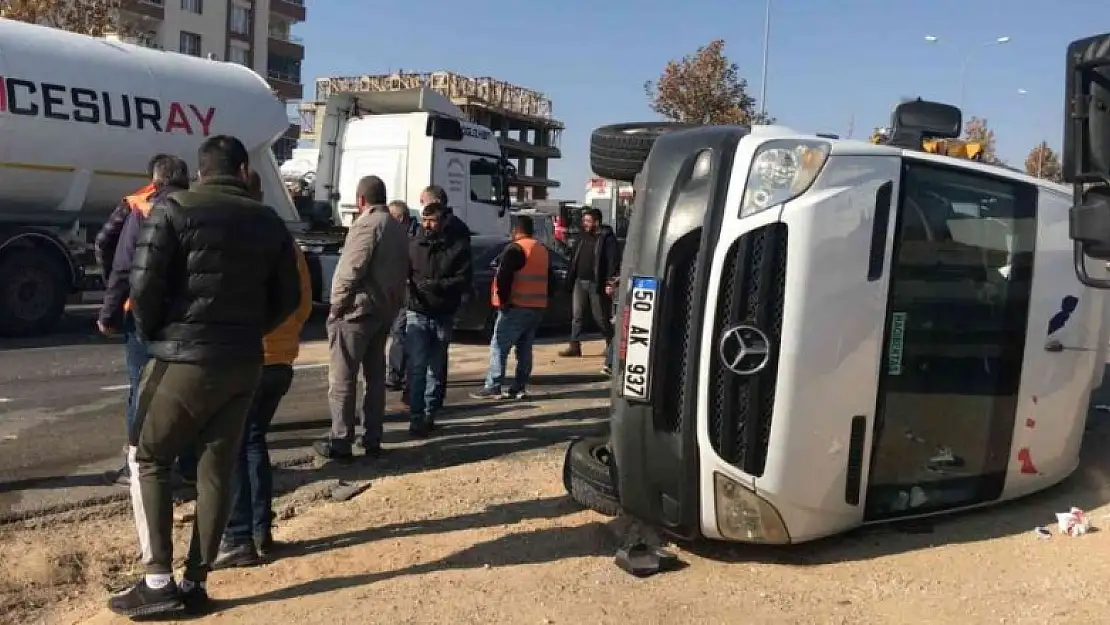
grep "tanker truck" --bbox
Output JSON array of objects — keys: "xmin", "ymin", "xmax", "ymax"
[{"xmin": 0, "ymin": 18, "xmax": 302, "ymax": 337}]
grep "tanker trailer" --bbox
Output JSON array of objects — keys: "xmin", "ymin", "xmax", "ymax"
[{"xmin": 0, "ymin": 18, "xmax": 301, "ymax": 337}]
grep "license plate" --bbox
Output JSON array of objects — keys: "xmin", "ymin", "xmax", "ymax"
[{"xmin": 622, "ymin": 276, "xmax": 658, "ymax": 401}]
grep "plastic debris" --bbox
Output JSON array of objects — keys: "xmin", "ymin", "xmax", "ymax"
[
  {"xmin": 1056, "ymin": 507, "xmax": 1091, "ymax": 536},
  {"xmin": 614, "ymin": 543, "xmax": 681, "ymax": 578},
  {"xmin": 1033, "ymin": 526, "xmax": 1052, "ymax": 539}
]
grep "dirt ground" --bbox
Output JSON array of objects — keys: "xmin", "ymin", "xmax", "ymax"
[{"xmin": 7, "ymin": 384, "xmax": 1110, "ymax": 624}]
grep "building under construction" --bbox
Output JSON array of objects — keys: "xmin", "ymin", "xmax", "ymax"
[{"xmin": 298, "ymin": 71, "xmax": 562, "ymax": 200}]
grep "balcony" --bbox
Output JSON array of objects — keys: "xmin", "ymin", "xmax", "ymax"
[
  {"xmin": 270, "ymin": 0, "xmax": 306, "ymax": 22},
  {"xmin": 268, "ymin": 70, "xmax": 303, "ymax": 100},
  {"xmin": 267, "ymin": 31, "xmax": 304, "ymax": 60},
  {"xmin": 119, "ymin": 0, "xmax": 164, "ymax": 20}
]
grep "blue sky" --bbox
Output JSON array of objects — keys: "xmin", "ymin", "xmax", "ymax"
[{"xmin": 297, "ymin": 0, "xmax": 1088, "ymax": 200}]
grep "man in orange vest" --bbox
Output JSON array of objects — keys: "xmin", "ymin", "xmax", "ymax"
[
  {"xmin": 470, "ymin": 215, "xmax": 551, "ymax": 400},
  {"xmin": 97, "ymin": 156, "xmax": 191, "ymax": 488}
]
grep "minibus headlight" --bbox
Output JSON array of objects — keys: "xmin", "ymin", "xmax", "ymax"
[
  {"xmin": 740, "ymin": 140, "xmax": 830, "ymax": 218},
  {"xmin": 714, "ymin": 472, "xmax": 790, "ymax": 544}
]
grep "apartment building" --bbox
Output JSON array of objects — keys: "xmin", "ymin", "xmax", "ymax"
[{"xmin": 117, "ymin": 0, "xmax": 306, "ymax": 160}]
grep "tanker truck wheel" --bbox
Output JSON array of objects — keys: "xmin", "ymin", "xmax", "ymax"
[
  {"xmin": 562, "ymin": 436, "xmax": 621, "ymax": 517},
  {"xmin": 0, "ymin": 248, "xmax": 69, "ymax": 337},
  {"xmin": 590, "ymin": 122, "xmax": 698, "ymax": 182}
]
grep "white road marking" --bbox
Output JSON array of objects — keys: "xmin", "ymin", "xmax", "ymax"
[
  {"xmin": 0, "ymin": 398, "xmax": 12, "ymax": 403},
  {"xmin": 100, "ymin": 384, "xmax": 130, "ymax": 391},
  {"xmin": 292, "ymin": 363, "xmax": 327, "ymax": 371}
]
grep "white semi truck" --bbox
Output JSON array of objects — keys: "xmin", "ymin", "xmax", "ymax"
[
  {"xmin": 0, "ymin": 18, "xmax": 301, "ymax": 337},
  {"xmin": 562, "ymin": 34, "xmax": 1110, "ymax": 547}
]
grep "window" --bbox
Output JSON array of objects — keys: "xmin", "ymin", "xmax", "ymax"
[
  {"xmin": 179, "ymin": 31, "xmax": 201, "ymax": 56},
  {"xmin": 228, "ymin": 46, "xmax": 250, "ymax": 66},
  {"xmin": 230, "ymin": 6, "xmax": 251, "ymax": 35},
  {"xmin": 470, "ymin": 159, "xmax": 503, "ymax": 206},
  {"xmin": 180, "ymin": 0, "xmax": 202, "ymax": 13},
  {"xmin": 267, "ymin": 54, "xmax": 301, "ymax": 82},
  {"xmin": 866, "ymin": 159, "xmax": 1039, "ymax": 520}
]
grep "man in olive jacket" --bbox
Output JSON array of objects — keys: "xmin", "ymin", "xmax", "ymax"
[
  {"xmin": 314, "ymin": 175, "xmax": 409, "ymax": 461},
  {"xmin": 108, "ymin": 136, "xmax": 302, "ymax": 618}
]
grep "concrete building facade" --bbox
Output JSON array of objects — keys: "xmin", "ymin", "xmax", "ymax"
[
  {"xmin": 116, "ymin": 0, "xmax": 305, "ymax": 160},
  {"xmin": 299, "ymin": 72, "xmax": 562, "ymax": 200}
]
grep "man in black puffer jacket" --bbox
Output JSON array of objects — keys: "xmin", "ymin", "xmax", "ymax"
[
  {"xmin": 405, "ymin": 201, "xmax": 472, "ymax": 437},
  {"xmin": 108, "ymin": 136, "xmax": 301, "ymax": 619}
]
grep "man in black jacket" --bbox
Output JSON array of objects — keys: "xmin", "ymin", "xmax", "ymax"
[
  {"xmin": 406, "ymin": 202, "xmax": 472, "ymax": 437},
  {"xmin": 419, "ymin": 185, "xmax": 471, "ymax": 406},
  {"xmin": 560, "ymin": 208, "xmax": 620, "ymax": 374},
  {"xmin": 107, "ymin": 136, "xmax": 302, "ymax": 618}
]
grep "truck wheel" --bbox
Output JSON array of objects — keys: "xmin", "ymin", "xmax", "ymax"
[
  {"xmin": 0, "ymin": 249, "xmax": 69, "ymax": 337},
  {"xmin": 590, "ymin": 122, "xmax": 698, "ymax": 182},
  {"xmin": 562, "ymin": 436, "xmax": 620, "ymax": 517}
]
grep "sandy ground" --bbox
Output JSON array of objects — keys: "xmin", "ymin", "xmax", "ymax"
[{"xmin": 6, "ymin": 360, "xmax": 1110, "ymax": 624}]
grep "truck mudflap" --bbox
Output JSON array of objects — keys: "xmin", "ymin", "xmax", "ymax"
[{"xmin": 609, "ymin": 125, "xmax": 747, "ymax": 540}]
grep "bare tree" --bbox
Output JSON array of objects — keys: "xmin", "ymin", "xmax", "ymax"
[
  {"xmin": 644, "ymin": 39, "xmax": 773, "ymax": 126},
  {"xmin": 1, "ymin": 0, "xmax": 132, "ymax": 38}
]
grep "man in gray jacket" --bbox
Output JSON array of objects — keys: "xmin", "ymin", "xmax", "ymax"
[{"xmin": 314, "ymin": 176, "xmax": 409, "ymax": 461}]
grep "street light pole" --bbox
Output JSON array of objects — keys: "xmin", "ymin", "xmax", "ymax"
[
  {"xmin": 758, "ymin": 0, "xmax": 770, "ymax": 118},
  {"xmin": 924, "ymin": 35, "xmax": 1011, "ymax": 110}
]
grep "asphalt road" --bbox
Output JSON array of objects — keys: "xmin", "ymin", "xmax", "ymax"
[{"xmin": 0, "ymin": 306, "xmax": 606, "ymax": 520}]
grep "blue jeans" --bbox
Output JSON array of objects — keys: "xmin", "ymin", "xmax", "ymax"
[
  {"xmin": 483, "ymin": 307, "xmax": 544, "ymax": 391},
  {"xmin": 387, "ymin": 308, "xmax": 407, "ymax": 387},
  {"xmin": 123, "ymin": 320, "xmax": 196, "ymax": 479},
  {"xmin": 123, "ymin": 327, "xmax": 150, "ymax": 444},
  {"xmin": 406, "ymin": 311, "xmax": 453, "ymax": 418},
  {"xmin": 224, "ymin": 364, "xmax": 294, "ymax": 546}
]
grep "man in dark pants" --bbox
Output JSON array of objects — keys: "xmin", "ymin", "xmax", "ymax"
[
  {"xmin": 559, "ymin": 208, "xmax": 620, "ymax": 374},
  {"xmin": 107, "ymin": 136, "xmax": 302, "ymax": 618},
  {"xmin": 406, "ymin": 202, "xmax": 472, "ymax": 437},
  {"xmin": 419, "ymin": 185, "xmax": 470, "ymax": 407},
  {"xmin": 314, "ymin": 176, "xmax": 409, "ymax": 461},
  {"xmin": 212, "ymin": 171, "xmax": 314, "ymax": 568},
  {"xmin": 95, "ymin": 155, "xmax": 196, "ymax": 488},
  {"xmin": 386, "ymin": 200, "xmax": 421, "ymax": 393}
]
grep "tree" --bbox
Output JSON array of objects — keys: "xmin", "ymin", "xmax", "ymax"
[
  {"xmin": 644, "ymin": 39, "xmax": 774, "ymax": 126},
  {"xmin": 1024, "ymin": 142, "xmax": 1063, "ymax": 182},
  {"xmin": 0, "ymin": 0, "xmax": 132, "ymax": 38},
  {"xmin": 962, "ymin": 116, "xmax": 999, "ymax": 164}
]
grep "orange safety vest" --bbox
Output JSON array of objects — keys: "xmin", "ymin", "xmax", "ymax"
[
  {"xmin": 121, "ymin": 184, "xmax": 158, "ymax": 312},
  {"xmin": 491, "ymin": 237, "xmax": 549, "ymax": 309}
]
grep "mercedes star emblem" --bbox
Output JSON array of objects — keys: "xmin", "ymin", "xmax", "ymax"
[{"xmin": 718, "ymin": 324, "xmax": 771, "ymax": 376}]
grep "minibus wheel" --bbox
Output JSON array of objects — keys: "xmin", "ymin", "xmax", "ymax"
[
  {"xmin": 590, "ymin": 122, "xmax": 697, "ymax": 182},
  {"xmin": 562, "ymin": 437, "xmax": 620, "ymax": 517}
]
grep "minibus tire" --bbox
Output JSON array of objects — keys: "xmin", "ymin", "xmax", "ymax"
[
  {"xmin": 566, "ymin": 436, "xmax": 616, "ymax": 488},
  {"xmin": 590, "ymin": 122, "xmax": 697, "ymax": 182},
  {"xmin": 567, "ymin": 474, "xmax": 620, "ymax": 517}
]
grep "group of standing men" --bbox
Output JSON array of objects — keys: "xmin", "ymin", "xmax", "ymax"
[{"xmin": 95, "ymin": 145, "xmax": 617, "ymax": 618}]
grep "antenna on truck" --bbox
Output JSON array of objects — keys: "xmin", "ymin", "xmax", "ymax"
[{"xmin": 1063, "ymin": 33, "xmax": 1110, "ymax": 288}]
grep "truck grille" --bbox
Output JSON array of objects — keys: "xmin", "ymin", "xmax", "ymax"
[
  {"xmin": 654, "ymin": 229, "xmax": 703, "ymax": 434},
  {"xmin": 707, "ymin": 223, "xmax": 788, "ymax": 477}
]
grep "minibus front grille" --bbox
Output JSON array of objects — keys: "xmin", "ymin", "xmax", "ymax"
[
  {"xmin": 707, "ymin": 223, "xmax": 787, "ymax": 477},
  {"xmin": 654, "ymin": 229, "xmax": 702, "ymax": 434}
]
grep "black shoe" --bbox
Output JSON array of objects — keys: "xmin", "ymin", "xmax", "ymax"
[
  {"xmin": 212, "ymin": 542, "xmax": 261, "ymax": 570},
  {"xmin": 313, "ymin": 439, "xmax": 354, "ymax": 461},
  {"xmin": 469, "ymin": 386, "xmax": 503, "ymax": 400},
  {"xmin": 106, "ymin": 579, "xmax": 184, "ymax": 618},
  {"xmin": 106, "ymin": 464, "xmax": 130, "ymax": 488},
  {"xmin": 558, "ymin": 344, "xmax": 582, "ymax": 358},
  {"xmin": 408, "ymin": 417, "xmax": 431, "ymax": 438},
  {"xmin": 502, "ymin": 387, "xmax": 529, "ymax": 400},
  {"xmin": 254, "ymin": 533, "xmax": 286, "ymax": 559},
  {"xmin": 180, "ymin": 581, "xmax": 211, "ymax": 615}
]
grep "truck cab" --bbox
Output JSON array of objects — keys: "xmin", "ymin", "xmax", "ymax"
[
  {"xmin": 313, "ymin": 88, "xmax": 513, "ymax": 233},
  {"xmin": 585, "ymin": 85, "xmax": 1110, "ymax": 545}
]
